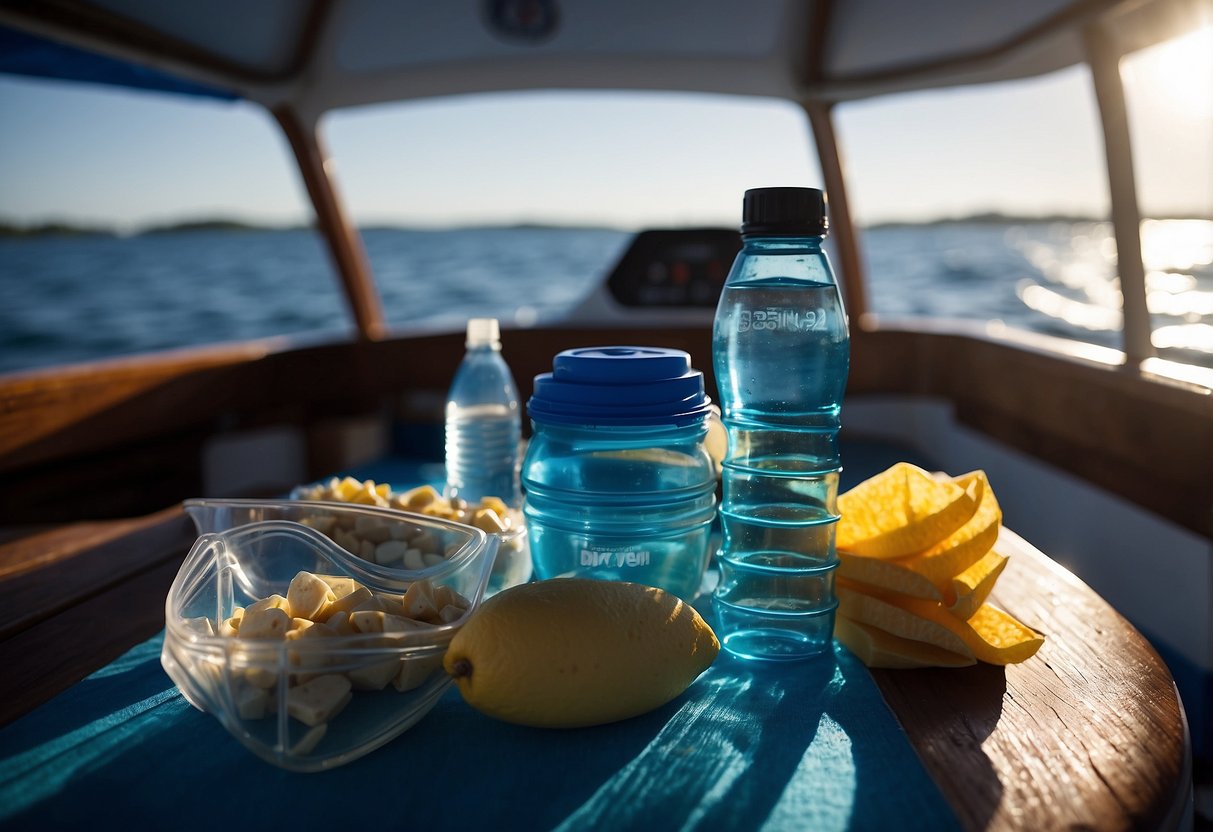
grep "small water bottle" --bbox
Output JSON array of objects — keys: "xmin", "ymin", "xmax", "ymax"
[
  {"xmin": 712, "ymin": 187, "xmax": 850, "ymax": 660},
  {"xmin": 522, "ymin": 347, "xmax": 717, "ymax": 599},
  {"xmin": 445, "ymin": 318, "xmax": 522, "ymax": 507}
]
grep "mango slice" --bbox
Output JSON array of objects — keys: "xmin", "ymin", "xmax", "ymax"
[
  {"xmin": 901, "ymin": 471, "xmax": 1002, "ymax": 589},
  {"xmin": 835, "ymin": 615, "xmax": 975, "ymax": 668},
  {"xmin": 835, "ymin": 582, "xmax": 974, "ymax": 658},
  {"xmin": 946, "ymin": 549, "xmax": 1009, "ymax": 619},
  {"xmin": 836, "ymin": 463, "xmax": 979, "ymax": 559},
  {"xmin": 837, "ymin": 551, "xmax": 942, "ymax": 601}
]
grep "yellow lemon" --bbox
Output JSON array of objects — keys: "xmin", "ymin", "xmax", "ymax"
[{"xmin": 444, "ymin": 579, "xmax": 719, "ymax": 728}]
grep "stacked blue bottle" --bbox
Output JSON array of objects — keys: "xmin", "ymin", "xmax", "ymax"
[
  {"xmin": 522, "ymin": 347, "xmax": 717, "ymax": 600},
  {"xmin": 712, "ymin": 187, "xmax": 850, "ymax": 661}
]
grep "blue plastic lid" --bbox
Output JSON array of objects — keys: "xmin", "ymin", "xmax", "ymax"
[{"xmin": 528, "ymin": 346, "xmax": 712, "ymax": 426}]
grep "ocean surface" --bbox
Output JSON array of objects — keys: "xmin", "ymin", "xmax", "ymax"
[{"xmin": 1, "ymin": 220, "xmax": 1211, "ymax": 374}]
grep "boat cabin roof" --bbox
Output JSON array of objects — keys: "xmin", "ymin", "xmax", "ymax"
[{"xmin": 0, "ymin": 0, "xmax": 1205, "ymax": 120}]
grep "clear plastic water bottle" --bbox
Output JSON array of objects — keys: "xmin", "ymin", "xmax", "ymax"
[
  {"xmin": 445, "ymin": 318, "xmax": 522, "ymax": 507},
  {"xmin": 522, "ymin": 347, "xmax": 717, "ymax": 599},
  {"xmin": 711, "ymin": 187, "xmax": 850, "ymax": 660}
]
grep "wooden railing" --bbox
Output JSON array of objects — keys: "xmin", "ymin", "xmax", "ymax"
[{"xmin": 2, "ymin": 322, "xmax": 1210, "ymax": 538}]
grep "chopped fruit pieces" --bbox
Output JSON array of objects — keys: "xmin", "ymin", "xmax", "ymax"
[
  {"xmin": 834, "ymin": 464, "xmax": 1042, "ymax": 669},
  {"xmin": 947, "ymin": 549, "xmax": 1009, "ymax": 619},
  {"xmin": 836, "ymin": 463, "xmax": 979, "ymax": 558},
  {"xmin": 835, "ymin": 616, "xmax": 975, "ymax": 668}
]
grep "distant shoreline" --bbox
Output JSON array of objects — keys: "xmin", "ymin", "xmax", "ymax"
[{"xmin": 2, "ymin": 212, "xmax": 1210, "ymax": 238}]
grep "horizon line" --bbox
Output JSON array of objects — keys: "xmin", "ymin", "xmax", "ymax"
[{"xmin": 3, "ymin": 210, "xmax": 1212, "ymax": 237}]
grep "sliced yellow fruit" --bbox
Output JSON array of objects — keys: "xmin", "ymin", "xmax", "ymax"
[
  {"xmin": 946, "ymin": 549, "xmax": 1009, "ymax": 619},
  {"xmin": 835, "ymin": 615, "xmax": 975, "ymax": 668},
  {"xmin": 901, "ymin": 471, "xmax": 1001, "ymax": 588},
  {"xmin": 835, "ymin": 582, "xmax": 974, "ymax": 658},
  {"xmin": 837, "ymin": 551, "xmax": 942, "ymax": 601},
  {"xmin": 839, "ymin": 579, "xmax": 1042, "ymax": 665},
  {"xmin": 836, "ymin": 462, "xmax": 979, "ymax": 559},
  {"xmin": 964, "ymin": 604, "xmax": 1043, "ymax": 664},
  {"xmin": 889, "ymin": 594, "xmax": 1042, "ymax": 666}
]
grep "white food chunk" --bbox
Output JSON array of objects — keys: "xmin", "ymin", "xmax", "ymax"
[
  {"xmin": 350, "ymin": 611, "xmax": 431, "ymax": 635},
  {"xmin": 376, "ymin": 592, "xmax": 406, "ymax": 617},
  {"xmin": 412, "ymin": 532, "xmax": 439, "ymax": 554},
  {"xmin": 287, "ymin": 624, "xmax": 337, "ymax": 682},
  {"xmin": 403, "ymin": 548, "xmax": 426, "ymax": 571},
  {"xmin": 402, "ymin": 581, "xmax": 440, "ymax": 623},
  {"xmin": 287, "ymin": 571, "xmax": 337, "ymax": 621},
  {"xmin": 354, "ymin": 517, "xmax": 391, "ymax": 544},
  {"xmin": 317, "ymin": 575, "xmax": 362, "ymax": 600},
  {"xmin": 303, "ymin": 515, "xmax": 336, "ymax": 534},
  {"xmin": 318, "ymin": 587, "xmax": 379, "ymax": 621},
  {"xmin": 472, "ymin": 508, "xmax": 507, "ymax": 535},
  {"xmin": 332, "ymin": 529, "xmax": 360, "ymax": 555},
  {"xmin": 289, "ymin": 723, "xmax": 327, "ymax": 756},
  {"xmin": 325, "ymin": 610, "xmax": 356, "ymax": 635},
  {"xmin": 394, "ymin": 654, "xmax": 443, "ymax": 692},
  {"xmin": 347, "ymin": 658, "xmax": 402, "ymax": 691},
  {"xmin": 245, "ymin": 595, "xmax": 289, "ymax": 615},
  {"xmin": 286, "ymin": 674, "xmax": 352, "ymax": 727},
  {"xmin": 375, "ymin": 540, "xmax": 408, "ymax": 566},
  {"xmin": 235, "ymin": 684, "xmax": 269, "ymax": 720},
  {"xmin": 238, "ymin": 606, "xmax": 291, "ymax": 639}
]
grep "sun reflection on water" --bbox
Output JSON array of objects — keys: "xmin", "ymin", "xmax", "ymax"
[{"xmin": 1015, "ymin": 219, "xmax": 1213, "ymax": 355}]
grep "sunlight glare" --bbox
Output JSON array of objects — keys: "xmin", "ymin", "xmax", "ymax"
[{"xmin": 1122, "ymin": 26, "xmax": 1213, "ymax": 121}]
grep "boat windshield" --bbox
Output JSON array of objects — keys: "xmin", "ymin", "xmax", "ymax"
[{"xmin": 1, "ymin": 42, "xmax": 1210, "ymax": 373}]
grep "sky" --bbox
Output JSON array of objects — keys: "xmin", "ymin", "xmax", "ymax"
[{"xmin": 0, "ymin": 27, "xmax": 1209, "ymax": 231}]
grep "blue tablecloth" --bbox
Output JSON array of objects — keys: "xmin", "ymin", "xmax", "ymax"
[
  {"xmin": 1, "ymin": 452, "xmax": 960, "ymax": 830},
  {"xmin": 0, "ymin": 630, "xmax": 959, "ymax": 831}
]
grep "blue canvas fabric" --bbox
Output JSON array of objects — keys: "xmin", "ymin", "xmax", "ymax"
[
  {"xmin": 0, "ymin": 635, "xmax": 960, "ymax": 831},
  {"xmin": 0, "ymin": 26, "xmax": 237, "ymax": 100},
  {"xmin": 0, "ymin": 455, "xmax": 961, "ymax": 830}
]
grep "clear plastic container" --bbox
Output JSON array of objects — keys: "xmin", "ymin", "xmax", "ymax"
[
  {"xmin": 711, "ymin": 187, "xmax": 849, "ymax": 660},
  {"xmin": 164, "ymin": 501, "xmax": 497, "ymax": 771},
  {"xmin": 284, "ymin": 483, "xmax": 531, "ymax": 596},
  {"xmin": 522, "ymin": 347, "xmax": 717, "ymax": 600}
]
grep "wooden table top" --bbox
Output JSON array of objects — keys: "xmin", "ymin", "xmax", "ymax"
[{"xmin": 0, "ymin": 512, "xmax": 1193, "ymax": 830}]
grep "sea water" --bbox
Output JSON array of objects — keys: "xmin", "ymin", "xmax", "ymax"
[{"xmin": 3, "ymin": 222, "xmax": 1211, "ymax": 375}]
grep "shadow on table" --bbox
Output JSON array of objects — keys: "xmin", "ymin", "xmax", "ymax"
[
  {"xmin": 871, "ymin": 660, "xmax": 1009, "ymax": 831},
  {"xmin": 1, "ymin": 635, "xmax": 999, "ymax": 832}
]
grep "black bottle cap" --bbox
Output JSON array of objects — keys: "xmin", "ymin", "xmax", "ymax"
[{"xmin": 741, "ymin": 187, "xmax": 828, "ymax": 237}]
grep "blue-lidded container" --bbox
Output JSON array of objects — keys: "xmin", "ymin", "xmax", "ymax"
[{"xmin": 522, "ymin": 347, "xmax": 717, "ymax": 600}]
